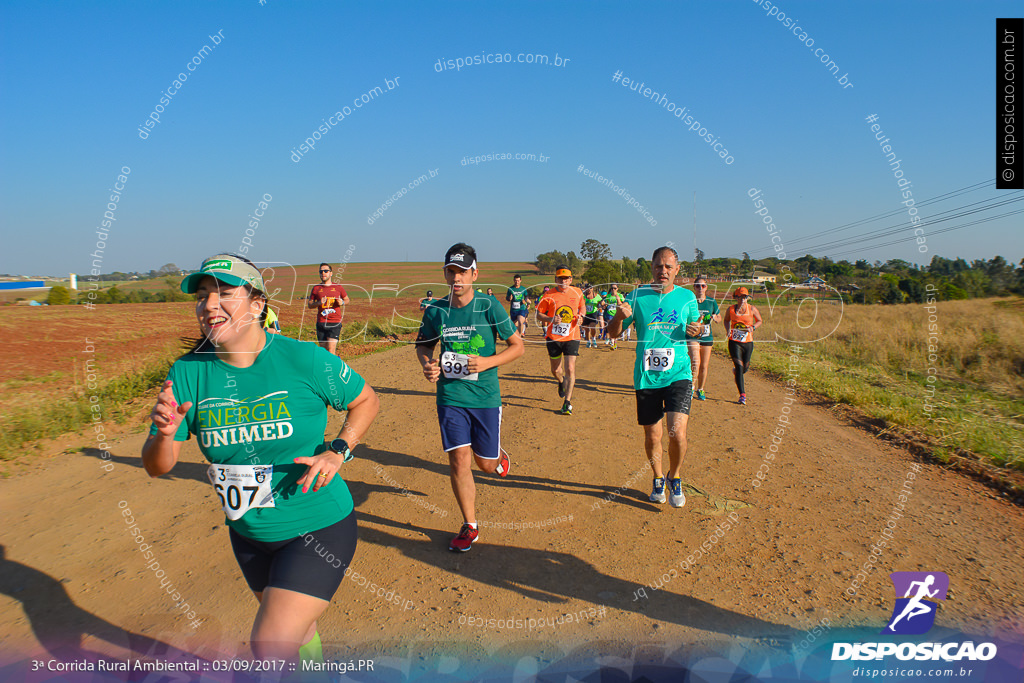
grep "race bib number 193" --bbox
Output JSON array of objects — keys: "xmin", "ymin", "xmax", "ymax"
[
  {"xmin": 208, "ymin": 464, "xmax": 275, "ymax": 521},
  {"xmin": 643, "ymin": 348, "xmax": 675, "ymax": 372}
]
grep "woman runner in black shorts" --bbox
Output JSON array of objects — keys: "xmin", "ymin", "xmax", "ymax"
[{"xmin": 142, "ymin": 254, "xmax": 380, "ymax": 663}]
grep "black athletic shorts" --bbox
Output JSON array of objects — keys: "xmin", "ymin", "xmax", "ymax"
[
  {"xmin": 316, "ymin": 321, "xmax": 344, "ymax": 341},
  {"xmin": 582, "ymin": 314, "xmax": 600, "ymax": 327},
  {"xmin": 546, "ymin": 339, "xmax": 580, "ymax": 358},
  {"xmin": 688, "ymin": 339, "xmax": 713, "ymax": 348},
  {"xmin": 229, "ymin": 511, "xmax": 358, "ymax": 601},
  {"xmin": 635, "ymin": 379, "xmax": 693, "ymax": 425}
]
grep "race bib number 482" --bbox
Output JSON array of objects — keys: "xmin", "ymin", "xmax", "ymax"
[{"xmin": 208, "ymin": 464, "xmax": 275, "ymax": 521}]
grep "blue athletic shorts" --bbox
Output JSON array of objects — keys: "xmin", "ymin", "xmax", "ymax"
[{"xmin": 437, "ymin": 405, "xmax": 502, "ymax": 459}]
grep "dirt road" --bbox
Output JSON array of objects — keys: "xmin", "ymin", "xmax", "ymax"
[{"xmin": 1, "ymin": 333, "xmax": 1021, "ymax": 670}]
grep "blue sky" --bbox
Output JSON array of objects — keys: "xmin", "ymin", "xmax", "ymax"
[{"xmin": 1, "ymin": 0, "xmax": 1020, "ymax": 276}]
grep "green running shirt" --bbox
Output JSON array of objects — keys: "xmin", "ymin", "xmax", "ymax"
[
  {"xmin": 621, "ymin": 286, "xmax": 700, "ymax": 389},
  {"xmin": 416, "ymin": 293, "xmax": 516, "ymax": 408},
  {"xmin": 151, "ymin": 333, "xmax": 366, "ymax": 542}
]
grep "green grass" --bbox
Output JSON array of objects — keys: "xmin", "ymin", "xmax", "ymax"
[
  {"xmin": 0, "ymin": 356, "xmax": 175, "ymax": 460},
  {"xmin": 755, "ymin": 342, "xmax": 1024, "ymax": 473}
]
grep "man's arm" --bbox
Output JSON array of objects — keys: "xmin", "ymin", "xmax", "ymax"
[
  {"xmin": 415, "ymin": 341, "xmax": 440, "ymax": 382},
  {"xmin": 605, "ymin": 307, "xmax": 630, "ymax": 338},
  {"xmin": 467, "ymin": 332, "xmax": 524, "ymax": 373},
  {"xmin": 683, "ymin": 298, "xmax": 703, "ymax": 337},
  {"xmin": 307, "ymin": 286, "xmax": 319, "ymax": 309}
]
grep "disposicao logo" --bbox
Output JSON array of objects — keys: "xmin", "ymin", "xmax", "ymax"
[
  {"xmin": 832, "ymin": 572, "xmax": 997, "ymax": 662},
  {"xmin": 884, "ymin": 571, "xmax": 948, "ymax": 635}
]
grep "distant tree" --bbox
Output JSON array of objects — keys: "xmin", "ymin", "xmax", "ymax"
[
  {"xmin": 158, "ymin": 263, "xmax": 179, "ymax": 276},
  {"xmin": 47, "ymin": 286, "xmax": 71, "ymax": 305},
  {"xmin": 535, "ymin": 250, "xmax": 567, "ymax": 274},
  {"xmin": 636, "ymin": 258, "xmax": 652, "ymax": 282},
  {"xmin": 620, "ymin": 256, "xmax": 638, "ymax": 282},
  {"xmin": 694, "ymin": 248, "xmax": 705, "ymax": 263},
  {"xmin": 940, "ymin": 282, "xmax": 969, "ymax": 300},
  {"xmin": 826, "ymin": 261, "xmax": 854, "ymax": 279},
  {"xmin": 580, "ymin": 239, "xmax": 612, "ymax": 261},
  {"xmin": 741, "ymin": 252, "xmax": 752, "ymax": 275},
  {"xmin": 985, "ymin": 255, "xmax": 1015, "ymax": 294},
  {"xmin": 898, "ymin": 278, "xmax": 925, "ymax": 303},
  {"xmin": 874, "ymin": 274, "xmax": 904, "ymax": 304},
  {"xmin": 565, "ymin": 251, "xmax": 585, "ymax": 275},
  {"xmin": 953, "ymin": 270, "xmax": 989, "ymax": 298},
  {"xmin": 105, "ymin": 285, "xmax": 123, "ymax": 304},
  {"xmin": 583, "ymin": 261, "xmax": 621, "ymax": 289},
  {"xmin": 854, "ymin": 259, "xmax": 871, "ymax": 273}
]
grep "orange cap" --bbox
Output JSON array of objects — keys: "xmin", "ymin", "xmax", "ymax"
[
  {"xmin": 555, "ymin": 268, "xmax": 572, "ymax": 278},
  {"xmin": 734, "ymin": 287, "xmax": 750, "ymax": 297}
]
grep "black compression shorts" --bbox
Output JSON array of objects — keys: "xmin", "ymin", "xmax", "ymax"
[{"xmin": 229, "ymin": 512, "xmax": 358, "ymax": 601}]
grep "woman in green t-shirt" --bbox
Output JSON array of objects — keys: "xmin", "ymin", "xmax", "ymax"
[
  {"xmin": 142, "ymin": 254, "xmax": 380, "ymax": 664},
  {"xmin": 685, "ymin": 276, "xmax": 721, "ymax": 401}
]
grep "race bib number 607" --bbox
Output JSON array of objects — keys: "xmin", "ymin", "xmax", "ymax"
[{"xmin": 207, "ymin": 464, "xmax": 275, "ymax": 521}]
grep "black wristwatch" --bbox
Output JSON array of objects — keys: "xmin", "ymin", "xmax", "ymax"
[{"xmin": 328, "ymin": 439, "xmax": 353, "ymax": 463}]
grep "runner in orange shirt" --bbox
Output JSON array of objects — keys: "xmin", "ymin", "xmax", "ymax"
[
  {"xmin": 722, "ymin": 286, "xmax": 763, "ymax": 405},
  {"xmin": 535, "ymin": 267, "xmax": 586, "ymax": 415}
]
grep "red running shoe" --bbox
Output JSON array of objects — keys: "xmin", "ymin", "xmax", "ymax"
[
  {"xmin": 495, "ymin": 448, "xmax": 511, "ymax": 477},
  {"xmin": 449, "ymin": 523, "xmax": 479, "ymax": 552}
]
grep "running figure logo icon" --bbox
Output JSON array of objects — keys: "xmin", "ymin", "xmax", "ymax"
[{"xmin": 883, "ymin": 572, "xmax": 949, "ymax": 635}]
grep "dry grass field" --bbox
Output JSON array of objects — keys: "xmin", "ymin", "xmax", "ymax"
[{"xmin": 752, "ymin": 297, "xmax": 1024, "ymax": 472}]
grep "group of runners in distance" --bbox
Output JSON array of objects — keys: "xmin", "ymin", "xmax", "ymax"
[{"xmin": 142, "ymin": 243, "xmax": 763, "ymax": 666}]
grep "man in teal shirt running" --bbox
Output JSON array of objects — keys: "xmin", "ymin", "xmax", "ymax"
[{"xmin": 607, "ymin": 246, "xmax": 703, "ymax": 509}]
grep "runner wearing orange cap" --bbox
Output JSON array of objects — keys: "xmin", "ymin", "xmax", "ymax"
[
  {"xmin": 722, "ymin": 287, "xmax": 763, "ymax": 405},
  {"xmin": 536, "ymin": 267, "xmax": 586, "ymax": 415}
]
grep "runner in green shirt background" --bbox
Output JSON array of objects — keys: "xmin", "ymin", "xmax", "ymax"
[{"xmin": 506, "ymin": 274, "xmax": 530, "ymax": 337}]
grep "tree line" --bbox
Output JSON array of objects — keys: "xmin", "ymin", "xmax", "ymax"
[{"xmin": 535, "ymin": 241, "xmax": 1024, "ymax": 304}]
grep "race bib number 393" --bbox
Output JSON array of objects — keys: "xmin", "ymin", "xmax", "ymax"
[
  {"xmin": 441, "ymin": 351, "xmax": 479, "ymax": 381},
  {"xmin": 207, "ymin": 464, "xmax": 275, "ymax": 521},
  {"xmin": 643, "ymin": 348, "xmax": 675, "ymax": 372}
]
